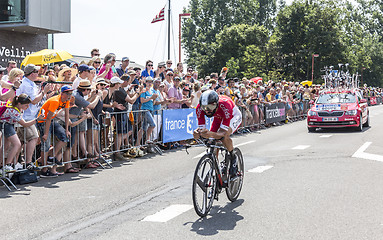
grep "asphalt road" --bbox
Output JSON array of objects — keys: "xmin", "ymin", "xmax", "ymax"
[{"xmin": 2, "ymin": 105, "xmax": 383, "ymax": 240}]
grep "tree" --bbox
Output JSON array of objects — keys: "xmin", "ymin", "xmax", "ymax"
[
  {"xmin": 273, "ymin": 0, "xmax": 345, "ymax": 81},
  {"xmin": 183, "ymin": 0, "xmax": 265, "ymax": 76}
]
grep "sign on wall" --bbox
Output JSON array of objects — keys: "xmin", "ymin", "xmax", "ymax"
[{"xmin": 162, "ymin": 108, "xmax": 213, "ymax": 143}]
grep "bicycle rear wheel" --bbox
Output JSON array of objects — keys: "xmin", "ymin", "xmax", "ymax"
[
  {"xmin": 192, "ymin": 155, "xmax": 217, "ymax": 217},
  {"xmin": 226, "ymin": 148, "xmax": 244, "ymax": 202}
]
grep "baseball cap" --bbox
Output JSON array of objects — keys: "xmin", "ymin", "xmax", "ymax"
[
  {"xmin": 110, "ymin": 76, "xmax": 124, "ymax": 84},
  {"xmin": 61, "ymin": 85, "xmax": 74, "ymax": 93},
  {"xmin": 0, "ymin": 65, "xmax": 5, "ymax": 72},
  {"xmin": 166, "ymin": 70, "xmax": 173, "ymax": 75},
  {"xmin": 78, "ymin": 64, "xmax": 90, "ymax": 72},
  {"xmin": 146, "ymin": 76, "xmax": 154, "ymax": 82},
  {"xmin": 122, "ymin": 57, "xmax": 129, "ymax": 62},
  {"xmin": 24, "ymin": 64, "xmax": 41, "ymax": 75},
  {"xmin": 158, "ymin": 61, "xmax": 166, "ymax": 67},
  {"xmin": 154, "ymin": 78, "xmax": 161, "ymax": 82}
]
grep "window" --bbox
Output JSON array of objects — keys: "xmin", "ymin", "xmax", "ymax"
[{"xmin": 0, "ymin": 0, "xmax": 26, "ymax": 23}]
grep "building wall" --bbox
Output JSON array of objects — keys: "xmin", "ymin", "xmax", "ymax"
[{"xmin": 0, "ymin": 30, "xmax": 47, "ymax": 67}]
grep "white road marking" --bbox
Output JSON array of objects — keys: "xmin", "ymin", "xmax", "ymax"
[
  {"xmin": 352, "ymin": 142, "xmax": 383, "ymax": 162},
  {"xmin": 193, "ymin": 140, "xmax": 255, "ymax": 159},
  {"xmin": 248, "ymin": 165, "xmax": 273, "ymax": 173},
  {"xmin": 142, "ymin": 204, "xmax": 193, "ymax": 222},
  {"xmin": 292, "ymin": 145, "xmax": 310, "ymax": 150},
  {"xmin": 320, "ymin": 135, "xmax": 332, "ymax": 138},
  {"xmin": 235, "ymin": 140, "xmax": 256, "ymax": 148},
  {"xmin": 193, "ymin": 152, "xmax": 206, "ymax": 159}
]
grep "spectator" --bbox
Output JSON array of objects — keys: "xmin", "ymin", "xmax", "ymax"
[
  {"xmin": 88, "ymin": 66, "xmax": 97, "ymax": 84},
  {"xmin": 72, "ymin": 64, "xmax": 90, "ymax": 90},
  {"xmin": 17, "ymin": 64, "xmax": 53, "ymax": 170},
  {"xmin": 0, "ymin": 94, "xmax": 43, "ymax": 173},
  {"xmin": 1, "ymin": 60, "xmax": 17, "ymax": 82},
  {"xmin": 70, "ymin": 62, "xmax": 79, "ymax": 69},
  {"xmin": 174, "ymin": 62, "xmax": 184, "ymax": 78},
  {"xmin": 91, "ymin": 48, "xmax": 100, "ymax": 57},
  {"xmin": 116, "ymin": 57, "xmax": 130, "ymax": 77},
  {"xmin": 88, "ymin": 56, "xmax": 102, "ymax": 74},
  {"xmin": 57, "ymin": 67, "xmax": 77, "ymax": 82},
  {"xmin": 225, "ymin": 79, "xmax": 235, "ymax": 100},
  {"xmin": 215, "ymin": 76, "xmax": 226, "ymax": 94},
  {"xmin": 68, "ymin": 80, "xmax": 103, "ymax": 167},
  {"xmin": 98, "ymin": 53, "xmax": 116, "ymax": 80},
  {"xmin": 155, "ymin": 62, "xmax": 166, "ymax": 80},
  {"xmin": 163, "ymin": 70, "xmax": 174, "ymax": 92},
  {"xmin": 190, "ymin": 83, "xmax": 202, "ymax": 108},
  {"xmin": 141, "ymin": 60, "xmax": 155, "ymax": 78},
  {"xmin": 167, "ymin": 77, "xmax": 185, "ymax": 109},
  {"xmin": 152, "ymin": 78, "xmax": 168, "ymax": 141},
  {"xmin": 36, "ymin": 86, "xmax": 73, "ymax": 177},
  {"xmin": 111, "ymin": 76, "xmax": 143, "ymax": 160},
  {"xmin": 53, "ymin": 64, "xmax": 60, "ymax": 77},
  {"xmin": 166, "ymin": 60, "xmax": 173, "ymax": 71},
  {"xmin": 2, "ymin": 68, "xmax": 23, "ymax": 95},
  {"xmin": 86, "ymin": 79, "xmax": 108, "ymax": 160},
  {"xmin": 181, "ymin": 85, "xmax": 192, "ymax": 108},
  {"xmin": 139, "ymin": 76, "xmax": 157, "ymax": 145}
]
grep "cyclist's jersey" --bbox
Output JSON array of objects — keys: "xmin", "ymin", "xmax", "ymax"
[{"xmin": 196, "ymin": 95, "xmax": 239, "ymax": 132}]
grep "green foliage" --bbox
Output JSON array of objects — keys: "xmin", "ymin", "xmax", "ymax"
[{"xmin": 182, "ymin": 0, "xmax": 383, "ymax": 86}]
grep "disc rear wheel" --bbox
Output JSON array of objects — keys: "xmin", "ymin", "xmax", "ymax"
[{"xmin": 192, "ymin": 155, "xmax": 217, "ymax": 217}]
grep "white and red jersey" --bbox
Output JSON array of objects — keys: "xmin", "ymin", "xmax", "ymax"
[{"xmin": 196, "ymin": 95, "xmax": 237, "ymax": 132}]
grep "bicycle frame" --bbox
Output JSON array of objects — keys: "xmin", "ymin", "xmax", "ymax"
[{"xmin": 205, "ymin": 142, "xmax": 228, "ymax": 190}]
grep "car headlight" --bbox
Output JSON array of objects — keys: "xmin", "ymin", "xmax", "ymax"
[
  {"xmin": 345, "ymin": 109, "xmax": 357, "ymax": 116},
  {"xmin": 308, "ymin": 110, "xmax": 317, "ymax": 116}
]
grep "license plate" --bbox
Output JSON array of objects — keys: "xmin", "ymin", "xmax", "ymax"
[{"xmin": 323, "ymin": 117, "xmax": 337, "ymax": 121}]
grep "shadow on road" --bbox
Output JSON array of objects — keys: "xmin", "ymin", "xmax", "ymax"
[
  {"xmin": 186, "ymin": 199, "xmax": 244, "ymax": 236},
  {"xmin": 308, "ymin": 126, "xmax": 371, "ymax": 134}
]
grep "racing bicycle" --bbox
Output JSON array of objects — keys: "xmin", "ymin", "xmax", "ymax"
[{"xmin": 188, "ymin": 138, "xmax": 244, "ymax": 217}]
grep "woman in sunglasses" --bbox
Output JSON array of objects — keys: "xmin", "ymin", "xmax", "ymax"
[
  {"xmin": 141, "ymin": 60, "xmax": 155, "ymax": 78},
  {"xmin": 193, "ymin": 90, "xmax": 242, "ymax": 178}
]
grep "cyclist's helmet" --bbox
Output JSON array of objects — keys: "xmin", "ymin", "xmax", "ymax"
[{"xmin": 199, "ymin": 90, "xmax": 219, "ymax": 117}]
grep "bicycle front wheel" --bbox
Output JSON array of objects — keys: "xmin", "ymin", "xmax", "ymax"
[
  {"xmin": 192, "ymin": 155, "xmax": 217, "ymax": 217},
  {"xmin": 226, "ymin": 148, "xmax": 244, "ymax": 202}
]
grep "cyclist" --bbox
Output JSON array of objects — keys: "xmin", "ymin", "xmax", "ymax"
[{"xmin": 193, "ymin": 90, "xmax": 242, "ymax": 177}]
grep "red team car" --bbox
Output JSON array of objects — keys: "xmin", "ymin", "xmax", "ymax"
[{"xmin": 307, "ymin": 89, "xmax": 369, "ymax": 132}]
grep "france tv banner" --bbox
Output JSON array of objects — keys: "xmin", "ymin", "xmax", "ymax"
[{"xmin": 162, "ymin": 108, "xmax": 213, "ymax": 143}]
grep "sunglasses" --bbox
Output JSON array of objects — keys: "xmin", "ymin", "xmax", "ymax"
[
  {"xmin": 98, "ymin": 83, "xmax": 106, "ymax": 86},
  {"xmin": 167, "ymin": 74, "xmax": 173, "ymax": 76},
  {"xmin": 94, "ymin": 61, "xmax": 101, "ymax": 64},
  {"xmin": 167, "ymin": 62, "xmax": 172, "ymax": 65},
  {"xmin": 148, "ymin": 64, "xmax": 153, "ymax": 67},
  {"xmin": 201, "ymin": 103, "xmax": 217, "ymax": 112},
  {"xmin": 32, "ymin": 70, "xmax": 39, "ymax": 73},
  {"xmin": 93, "ymin": 54, "xmax": 100, "ymax": 56}
]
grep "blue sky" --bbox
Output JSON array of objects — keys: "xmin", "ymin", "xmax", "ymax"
[{"xmin": 55, "ymin": 0, "xmax": 190, "ymax": 66}]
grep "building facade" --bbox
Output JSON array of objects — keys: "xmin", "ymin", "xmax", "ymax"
[{"xmin": 0, "ymin": 0, "xmax": 70, "ymax": 67}]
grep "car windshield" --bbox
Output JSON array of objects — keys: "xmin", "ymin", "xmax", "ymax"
[{"xmin": 317, "ymin": 93, "xmax": 356, "ymax": 104}]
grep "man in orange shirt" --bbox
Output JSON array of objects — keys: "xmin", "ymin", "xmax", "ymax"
[{"xmin": 36, "ymin": 85, "xmax": 73, "ymax": 177}]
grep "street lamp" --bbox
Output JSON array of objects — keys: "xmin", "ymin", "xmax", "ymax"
[
  {"xmin": 311, "ymin": 53, "xmax": 319, "ymax": 82},
  {"xmin": 179, "ymin": 13, "xmax": 191, "ymax": 63}
]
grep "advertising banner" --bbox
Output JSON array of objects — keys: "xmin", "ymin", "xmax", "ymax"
[
  {"xmin": 162, "ymin": 109, "xmax": 212, "ymax": 143},
  {"xmin": 264, "ymin": 103, "xmax": 286, "ymax": 124},
  {"xmin": 370, "ymin": 97, "xmax": 377, "ymax": 105}
]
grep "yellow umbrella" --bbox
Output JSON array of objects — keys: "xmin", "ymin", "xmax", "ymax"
[
  {"xmin": 20, "ymin": 49, "xmax": 73, "ymax": 67},
  {"xmin": 301, "ymin": 80, "xmax": 313, "ymax": 86}
]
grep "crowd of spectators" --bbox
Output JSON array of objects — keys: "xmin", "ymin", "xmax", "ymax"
[{"xmin": 0, "ymin": 48, "xmax": 382, "ymax": 179}]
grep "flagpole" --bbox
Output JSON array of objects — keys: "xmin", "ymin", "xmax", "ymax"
[{"xmin": 168, "ymin": 0, "xmax": 171, "ymax": 60}]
